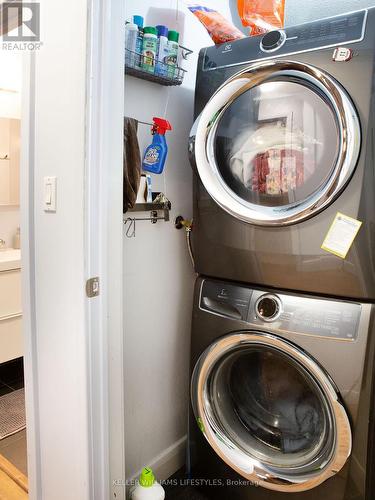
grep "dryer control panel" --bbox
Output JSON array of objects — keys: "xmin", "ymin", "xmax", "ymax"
[
  {"xmin": 200, "ymin": 280, "xmax": 361, "ymax": 341},
  {"xmin": 202, "ymin": 9, "xmax": 367, "ymax": 71}
]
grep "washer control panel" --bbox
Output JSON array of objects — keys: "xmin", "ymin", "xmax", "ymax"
[
  {"xmin": 200, "ymin": 280, "xmax": 252, "ymax": 321},
  {"xmin": 200, "ymin": 280, "xmax": 361, "ymax": 341},
  {"xmin": 202, "ymin": 9, "xmax": 366, "ymax": 71}
]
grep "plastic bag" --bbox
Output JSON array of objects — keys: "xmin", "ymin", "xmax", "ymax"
[
  {"xmin": 237, "ymin": 0, "xmax": 285, "ymax": 36},
  {"xmin": 185, "ymin": 3, "xmax": 245, "ymax": 44}
]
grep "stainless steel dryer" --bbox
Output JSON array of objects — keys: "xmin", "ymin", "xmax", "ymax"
[
  {"xmin": 188, "ymin": 277, "xmax": 375, "ymax": 499},
  {"xmin": 189, "ymin": 9, "xmax": 375, "ymax": 300}
]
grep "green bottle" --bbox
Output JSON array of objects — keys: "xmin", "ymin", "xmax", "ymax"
[
  {"xmin": 166, "ymin": 30, "xmax": 179, "ymax": 79},
  {"xmin": 142, "ymin": 27, "xmax": 158, "ymax": 73}
]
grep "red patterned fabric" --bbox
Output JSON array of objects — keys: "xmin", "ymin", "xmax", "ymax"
[{"xmin": 251, "ymin": 148, "xmax": 305, "ymax": 194}]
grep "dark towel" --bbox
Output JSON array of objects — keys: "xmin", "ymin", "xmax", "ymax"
[{"xmin": 123, "ymin": 117, "xmax": 142, "ymax": 212}]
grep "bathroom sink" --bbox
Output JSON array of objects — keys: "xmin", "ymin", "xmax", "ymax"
[{"xmin": 0, "ymin": 248, "xmax": 21, "ymax": 272}]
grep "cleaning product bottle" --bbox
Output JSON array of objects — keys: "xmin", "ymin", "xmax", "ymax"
[
  {"xmin": 142, "ymin": 27, "xmax": 158, "ymax": 73},
  {"xmin": 125, "ymin": 21, "xmax": 139, "ymax": 67},
  {"xmin": 133, "ymin": 15, "xmax": 144, "ymax": 67},
  {"xmin": 142, "ymin": 117, "xmax": 172, "ymax": 174},
  {"xmin": 155, "ymin": 25, "xmax": 169, "ymax": 76},
  {"xmin": 166, "ymin": 30, "xmax": 179, "ymax": 79},
  {"xmin": 131, "ymin": 468, "xmax": 165, "ymax": 500}
]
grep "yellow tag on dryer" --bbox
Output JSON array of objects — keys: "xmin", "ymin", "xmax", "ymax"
[{"xmin": 321, "ymin": 212, "xmax": 362, "ymax": 259}]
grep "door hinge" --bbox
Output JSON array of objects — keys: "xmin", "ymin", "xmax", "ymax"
[{"xmin": 86, "ymin": 277, "xmax": 100, "ymax": 298}]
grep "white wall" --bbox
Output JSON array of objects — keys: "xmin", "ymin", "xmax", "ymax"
[
  {"xmin": 0, "ymin": 51, "xmax": 22, "ymax": 119},
  {"xmin": 23, "ymin": 1, "xmax": 91, "ymax": 498},
  {"xmin": 227, "ymin": 0, "xmax": 375, "ymax": 32},
  {"xmin": 285, "ymin": 0, "xmax": 375, "ymax": 26},
  {"xmin": 123, "ymin": 0, "xmax": 229, "ymax": 483},
  {"xmin": 0, "ymin": 50, "xmax": 22, "ymax": 249}
]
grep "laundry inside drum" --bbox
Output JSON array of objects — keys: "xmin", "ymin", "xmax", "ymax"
[
  {"xmin": 208, "ymin": 345, "xmax": 335, "ymax": 472},
  {"xmin": 214, "ymin": 80, "xmax": 340, "ymax": 208}
]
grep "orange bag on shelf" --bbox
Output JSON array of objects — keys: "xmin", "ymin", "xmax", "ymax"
[
  {"xmin": 186, "ymin": 3, "xmax": 245, "ymax": 44},
  {"xmin": 237, "ymin": 0, "xmax": 285, "ymax": 36}
]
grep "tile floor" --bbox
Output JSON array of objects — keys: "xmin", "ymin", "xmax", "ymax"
[
  {"xmin": 0, "ymin": 358, "xmax": 24, "ymax": 395},
  {"xmin": 0, "ymin": 358, "xmax": 27, "ymax": 476},
  {"xmin": 165, "ymin": 484, "xmax": 209, "ymax": 499}
]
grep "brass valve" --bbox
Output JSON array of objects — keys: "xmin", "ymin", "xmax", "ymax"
[{"xmin": 175, "ymin": 215, "xmax": 193, "ymax": 231}]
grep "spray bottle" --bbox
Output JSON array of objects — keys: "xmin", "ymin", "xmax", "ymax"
[{"xmin": 142, "ymin": 117, "xmax": 172, "ymax": 174}]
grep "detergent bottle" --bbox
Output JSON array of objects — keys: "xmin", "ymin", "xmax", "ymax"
[
  {"xmin": 142, "ymin": 117, "xmax": 172, "ymax": 174},
  {"xmin": 131, "ymin": 467, "xmax": 165, "ymax": 500}
]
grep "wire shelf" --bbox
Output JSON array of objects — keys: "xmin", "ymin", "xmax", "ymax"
[{"xmin": 125, "ymin": 48, "xmax": 190, "ymax": 86}]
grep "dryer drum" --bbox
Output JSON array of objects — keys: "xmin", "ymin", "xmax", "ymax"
[
  {"xmin": 189, "ymin": 60, "xmax": 361, "ymax": 226},
  {"xmin": 191, "ymin": 331, "xmax": 352, "ymax": 492}
]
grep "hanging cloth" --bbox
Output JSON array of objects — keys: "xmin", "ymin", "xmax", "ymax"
[{"xmin": 123, "ymin": 117, "xmax": 142, "ymax": 212}]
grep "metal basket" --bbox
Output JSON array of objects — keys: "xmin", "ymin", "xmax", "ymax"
[{"xmin": 125, "ymin": 48, "xmax": 188, "ymax": 86}]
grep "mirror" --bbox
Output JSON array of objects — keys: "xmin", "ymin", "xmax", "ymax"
[{"xmin": 0, "ymin": 118, "xmax": 20, "ymax": 206}]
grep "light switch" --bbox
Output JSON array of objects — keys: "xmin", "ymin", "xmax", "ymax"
[{"xmin": 43, "ymin": 176, "xmax": 57, "ymax": 212}]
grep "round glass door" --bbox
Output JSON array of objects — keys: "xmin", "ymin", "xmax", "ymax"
[
  {"xmin": 191, "ymin": 61, "xmax": 360, "ymax": 225},
  {"xmin": 215, "ymin": 81, "xmax": 339, "ymax": 208},
  {"xmin": 191, "ymin": 332, "xmax": 351, "ymax": 492}
]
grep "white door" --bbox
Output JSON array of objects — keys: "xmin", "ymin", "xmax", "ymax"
[{"xmin": 20, "ymin": 1, "xmax": 125, "ymax": 499}]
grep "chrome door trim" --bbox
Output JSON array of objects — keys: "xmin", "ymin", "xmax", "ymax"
[
  {"xmin": 190, "ymin": 60, "xmax": 361, "ymax": 226},
  {"xmin": 191, "ymin": 331, "xmax": 352, "ymax": 492}
]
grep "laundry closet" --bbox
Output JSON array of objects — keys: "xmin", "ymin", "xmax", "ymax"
[{"xmin": 123, "ymin": 1, "xmax": 375, "ymax": 500}]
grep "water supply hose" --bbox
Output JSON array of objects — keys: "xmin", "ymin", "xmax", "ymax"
[
  {"xmin": 175, "ymin": 216, "xmax": 195, "ymax": 271},
  {"xmin": 185, "ymin": 225, "xmax": 195, "ymax": 270}
]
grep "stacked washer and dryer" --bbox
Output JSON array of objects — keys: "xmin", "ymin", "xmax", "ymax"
[{"xmin": 188, "ymin": 8, "xmax": 375, "ymax": 500}]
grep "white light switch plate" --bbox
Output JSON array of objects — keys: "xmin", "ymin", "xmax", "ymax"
[{"xmin": 43, "ymin": 176, "xmax": 57, "ymax": 212}]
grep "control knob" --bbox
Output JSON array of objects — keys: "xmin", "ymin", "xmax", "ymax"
[
  {"xmin": 260, "ymin": 30, "xmax": 286, "ymax": 52},
  {"xmin": 256, "ymin": 294, "xmax": 281, "ymax": 321}
]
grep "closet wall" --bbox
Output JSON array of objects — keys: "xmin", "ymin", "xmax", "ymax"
[
  {"xmin": 123, "ymin": 0, "xmax": 234, "ymax": 482},
  {"xmin": 228, "ymin": 0, "xmax": 374, "ymax": 33},
  {"xmin": 285, "ymin": 0, "xmax": 375, "ymax": 25}
]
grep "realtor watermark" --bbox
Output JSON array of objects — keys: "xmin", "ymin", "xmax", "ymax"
[
  {"xmin": 113, "ymin": 477, "xmax": 259, "ymax": 488},
  {"xmin": 2, "ymin": 2, "xmax": 42, "ymax": 50}
]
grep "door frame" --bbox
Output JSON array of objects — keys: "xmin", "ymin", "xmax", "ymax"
[
  {"xmin": 84, "ymin": 0, "xmax": 126, "ymax": 497},
  {"xmin": 20, "ymin": 0, "xmax": 125, "ymax": 498}
]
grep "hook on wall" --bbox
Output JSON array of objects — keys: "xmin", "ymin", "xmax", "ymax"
[
  {"xmin": 123, "ymin": 209, "xmax": 170, "ymax": 238},
  {"xmin": 124, "ymin": 217, "xmax": 136, "ymax": 238},
  {"xmin": 179, "ymin": 45, "xmax": 193, "ymax": 60}
]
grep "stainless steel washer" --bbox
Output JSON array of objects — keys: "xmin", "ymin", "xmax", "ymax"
[
  {"xmin": 189, "ymin": 277, "xmax": 375, "ymax": 499},
  {"xmin": 189, "ymin": 8, "xmax": 375, "ymax": 300}
]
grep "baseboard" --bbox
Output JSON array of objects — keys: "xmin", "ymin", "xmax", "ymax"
[{"xmin": 126, "ymin": 435, "xmax": 187, "ymax": 498}]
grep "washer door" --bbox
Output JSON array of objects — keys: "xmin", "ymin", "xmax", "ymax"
[
  {"xmin": 189, "ymin": 60, "xmax": 360, "ymax": 225},
  {"xmin": 191, "ymin": 332, "xmax": 352, "ymax": 492}
]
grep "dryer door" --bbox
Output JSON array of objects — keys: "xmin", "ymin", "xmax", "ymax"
[
  {"xmin": 191, "ymin": 331, "xmax": 351, "ymax": 492},
  {"xmin": 189, "ymin": 60, "xmax": 360, "ymax": 226}
]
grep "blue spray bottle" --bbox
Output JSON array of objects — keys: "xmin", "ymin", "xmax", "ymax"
[{"xmin": 142, "ymin": 117, "xmax": 172, "ymax": 174}]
